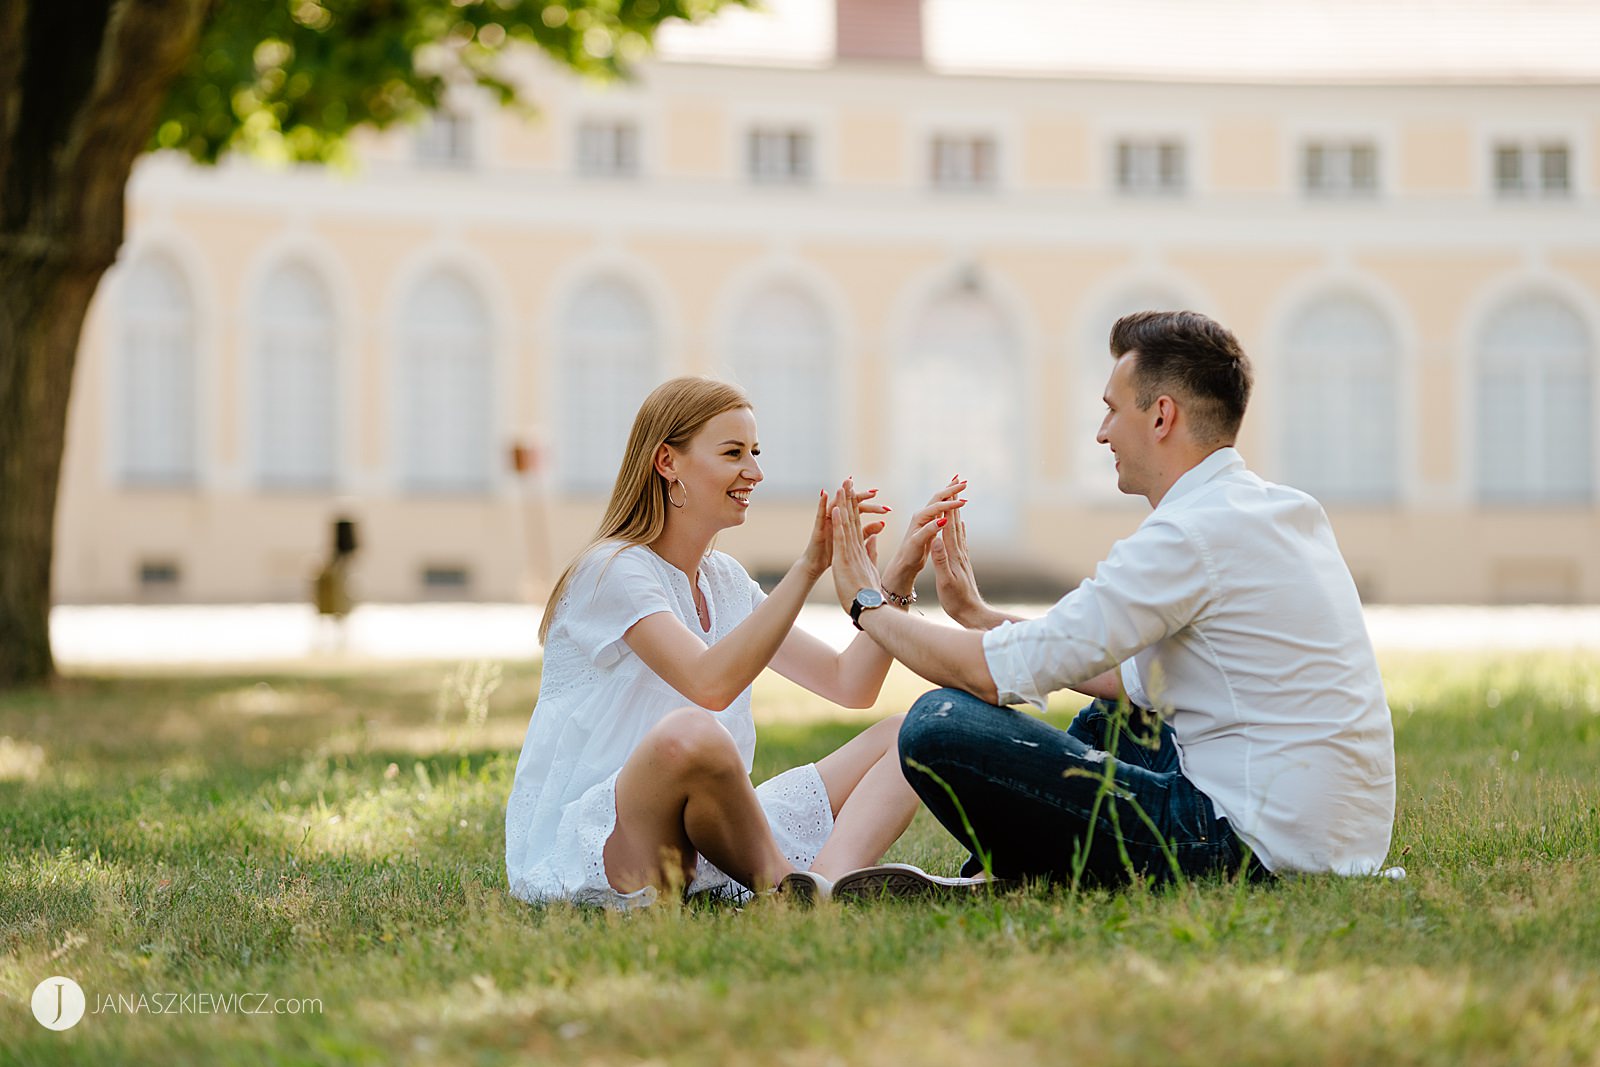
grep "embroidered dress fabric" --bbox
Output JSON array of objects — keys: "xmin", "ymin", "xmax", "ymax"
[{"xmin": 505, "ymin": 542, "xmax": 833, "ymax": 907}]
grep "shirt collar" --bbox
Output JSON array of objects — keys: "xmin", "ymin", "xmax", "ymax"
[{"xmin": 1156, "ymin": 446, "xmax": 1244, "ymax": 510}]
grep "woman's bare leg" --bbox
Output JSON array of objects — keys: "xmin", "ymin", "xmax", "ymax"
[
  {"xmin": 808, "ymin": 713, "xmax": 920, "ymax": 879},
  {"xmin": 604, "ymin": 707, "xmax": 794, "ymax": 895}
]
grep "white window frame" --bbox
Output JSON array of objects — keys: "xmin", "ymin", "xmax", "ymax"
[
  {"xmin": 1472, "ymin": 292, "xmax": 1595, "ymax": 506},
  {"xmin": 556, "ymin": 275, "xmax": 660, "ymax": 493},
  {"xmin": 415, "ymin": 109, "xmax": 474, "ymax": 169},
  {"xmin": 1478, "ymin": 123, "xmax": 1585, "ymax": 202},
  {"xmin": 253, "ymin": 261, "xmax": 340, "ymax": 491},
  {"xmin": 117, "ymin": 253, "xmax": 199, "ymax": 488},
  {"xmin": 929, "ymin": 133, "xmax": 999, "ymax": 192},
  {"xmin": 1277, "ymin": 294, "xmax": 1402, "ymax": 504},
  {"xmin": 745, "ymin": 125, "xmax": 816, "ymax": 185},
  {"xmin": 1301, "ymin": 139, "xmax": 1381, "ymax": 198},
  {"xmin": 575, "ymin": 117, "xmax": 642, "ymax": 179},
  {"xmin": 396, "ymin": 269, "xmax": 496, "ymax": 494},
  {"xmin": 1491, "ymin": 140, "xmax": 1572, "ymax": 198},
  {"xmin": 1113, "ymin": 137, "xmax": 1188, "ymax": 196},
  {"xmin": 724, "ymin": 280, "xmax": 837, "ymax": 497}
]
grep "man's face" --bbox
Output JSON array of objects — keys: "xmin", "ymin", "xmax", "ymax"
[{"xmin": 1096, "ymin": 353, "xmax": 1157, "ymax": 498}]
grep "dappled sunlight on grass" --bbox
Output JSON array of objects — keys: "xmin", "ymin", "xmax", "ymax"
[{"xmin": 1, "ymin": 654, "xmax": 1597, "ymax": 1064}]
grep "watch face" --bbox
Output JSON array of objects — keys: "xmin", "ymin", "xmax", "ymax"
[{"xmin": 855, "ymin": 587, "xmax": 886, "ymax": 609}]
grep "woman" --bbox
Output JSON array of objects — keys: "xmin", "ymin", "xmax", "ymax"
[{"xmin": 505, "ymin": 376, "xmax": 964, "ymax": 907}]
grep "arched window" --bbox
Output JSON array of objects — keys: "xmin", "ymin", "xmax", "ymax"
[
  {"xmin": 398, "ymin": 270, "xmax": 493, "ymax": 492},
  {"xmin": 255, "ymin": 262, "xmax": 338, "ymax": 488},
  {"xmin": 1078, "ymin": 288, "xmax": 1186, "ymax": 493},
  {"xmin": 559, "ymin": 277, "xmax": 657, "ymax": 492},
  {"xmin": 1280, "ymin": 294, "xmax": 1400, "ymax": 502},
  {"xmin": 896, "ymin": 284, "xmax": 1021, "ymax": 543},
  {"xmin": 1477, "ymin": 293, "xmax": 1594, "ymax": 503},
  {"xmin": 728, "ymin": 282, "xmax": 834, "ymax": 495},
  {"xmin": 120, "ymin": 253, "xmax": 197, "ymax": 486}
]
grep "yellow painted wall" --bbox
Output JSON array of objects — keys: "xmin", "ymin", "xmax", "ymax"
[
  {"xmin": 1210, "ymin": 118, "xmax": 1280, "ymax": 193},
  {"xmin": 837, "ymin": 112, "xmax": 905, "ymax": 186},
  {"xmin": 1399, "ymin": 122, "xmax": 1473, "ymax": 193},
  {"xmin": 662, "ymin": 100, "xmax": 728, "ymax": 179},
  {"xmin": 1021, "ymin": 116, "xmax": 1091, "ymax": 189}
]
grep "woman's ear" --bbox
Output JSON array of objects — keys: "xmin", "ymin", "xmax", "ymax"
[{"xmin": 653, "ymin": 443, "xmax": 677, "ymax": 480}]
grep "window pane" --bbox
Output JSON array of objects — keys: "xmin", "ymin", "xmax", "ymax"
[
  {"xmin": 257, "ymin": 263, "xmax": 338, "ymax": 488},
  {"xmin": 1478, "ymin": 294, "xmax": 1594, "ymax": 502},
  {"xmin": 560, "ymin": 278, "xmax": 657, "ymax": 491},
  {"xmin": 1350, "ymin": 144, "xmax": 1378, "ymax": 191},
  {"xmin": 1282, "ymin": 296, "xmax": 1399, "ymax": 501},
  {"xmin": 400, "ymin": 272, "xmax": 492, "ymax": 492},
  {"xmin": 1494, "ymin": 145, "xmax": 1523, "ymax": 193},
  {"xmin": 729, "ymin": 284, "xmax": 834, "ymax": 493},
  {"xmin": 120, "ymin": 255, "xmax": 197, "ymax": 485},
  {"xmin": 1539, "ymin": 145, "xmax": 1570, "ymax": 193}
]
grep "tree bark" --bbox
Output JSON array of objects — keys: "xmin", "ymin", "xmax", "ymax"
[{"xmin": 0, "ymin": 0, "xmax": 211, "ymax": 688}]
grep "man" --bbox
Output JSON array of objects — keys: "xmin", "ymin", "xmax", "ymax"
[{"xmin": 827, "ymin": 310, "xmax": 1396, "ymax": 893}]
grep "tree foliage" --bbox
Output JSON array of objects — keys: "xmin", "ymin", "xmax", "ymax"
[
  {"xmin": 0, "ymin": 0, "xmax": 743, "ymax": 690},
  {"xmin": 159, "ymin": 0, "xmax": 739, "ymax": 165}
]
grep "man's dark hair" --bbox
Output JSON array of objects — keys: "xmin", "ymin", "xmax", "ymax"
[{"xmin": 1109, "ymin": 310, "xmax": 1253, "ymax": 445}]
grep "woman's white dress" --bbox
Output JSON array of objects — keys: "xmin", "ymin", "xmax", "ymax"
[{"xmin": 505, "ymin": 542, "xmax": 834, "ymax": 908}]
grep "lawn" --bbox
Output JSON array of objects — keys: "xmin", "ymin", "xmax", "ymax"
[{"xmin": 2, "ymin": 653, "xmax": 1598, "ymax": 1065}]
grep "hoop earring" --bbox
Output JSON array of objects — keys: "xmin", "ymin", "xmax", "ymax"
[{"xmin": 667, "ymin": 478, "xmax": 687, "ymax": 509}]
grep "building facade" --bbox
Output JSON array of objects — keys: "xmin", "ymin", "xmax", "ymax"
[{"xmin": 56, "ymin": 6, "xmax": 1600, "ymax": 605}]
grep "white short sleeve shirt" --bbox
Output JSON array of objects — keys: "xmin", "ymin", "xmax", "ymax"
[{"xmin": 505, "ymin": 542, "xmax": 766, "ymax": 900}]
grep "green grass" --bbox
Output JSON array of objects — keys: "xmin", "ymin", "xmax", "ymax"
[{"xmin": 2, "ymin": 654, "xmax": 1599, "ymax": 1065}]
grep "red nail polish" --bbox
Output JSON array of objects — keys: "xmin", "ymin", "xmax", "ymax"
[
  {"xmin": 937, "ymin": 517, "xmax": 947, "ymax": 528},
  {"xmin": 883, "ymin": 506, "xmax": 893, "ymax": 512}
]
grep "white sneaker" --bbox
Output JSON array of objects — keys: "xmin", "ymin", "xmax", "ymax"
[
  {"xmin": 776, "ymin": 870, "xmax": 833, "ymax": 904},
  {"xmin": 830, "ymin": 863, "xmax": 993, "ymax": 902}
]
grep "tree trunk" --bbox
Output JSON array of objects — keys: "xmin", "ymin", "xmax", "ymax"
[{"xmin": 0, "ymin": 0, "xmax": 211, "ymax": 688}]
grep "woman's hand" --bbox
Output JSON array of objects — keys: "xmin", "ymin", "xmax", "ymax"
[
  {"xmin": 879, "ymin": 477, "xmax": 968, "ymax": 603},
  {"xmin": 798, "ymin": 489, "xmax": 834, "ymax": 582},
  {"xmin": 798, "ymin": 483, "xmax": 889, "ymax": 583}
]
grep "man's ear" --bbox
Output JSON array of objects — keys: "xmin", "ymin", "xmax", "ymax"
[
  {"xmin": 653, "ymin": 443, "xmax": 677, "ymax": 480},
  {"xmin": 1153, "ymin": 395, "xmax": 1179, "ymax": 441}
]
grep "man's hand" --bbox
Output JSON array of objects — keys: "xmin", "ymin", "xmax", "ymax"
[
  {"xmin": 879, "ymin": 478, "xmax": 967, "ymax": 602},
  {"xmin": 930, "ymin": 480, "xmax": 993, "ymax": 629},
  {"xmin": 830, "ymin": 478, "xmax": 883, "ymax": 613}
]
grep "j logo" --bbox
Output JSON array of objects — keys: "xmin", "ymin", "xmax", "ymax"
[{"xmin": 31, "ymin": 976, "xmax": 86, "ymax": 1030}]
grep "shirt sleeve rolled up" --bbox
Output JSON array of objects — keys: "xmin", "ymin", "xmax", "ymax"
[{"xmin": 981, "ymin": 518, "xmax": 1213, "ymax": 710}]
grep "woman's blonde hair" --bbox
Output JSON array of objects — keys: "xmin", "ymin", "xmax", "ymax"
[{"xmin": 539, "ymin": 376, "xmax": 752, "ymax": 643}]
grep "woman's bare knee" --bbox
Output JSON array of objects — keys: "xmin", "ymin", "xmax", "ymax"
[{"xmin": 647, "ymin": 707, "xmax": 741, "ymax": 780}]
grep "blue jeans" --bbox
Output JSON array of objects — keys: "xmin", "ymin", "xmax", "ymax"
[{"xmin": 898, "ymin": 688, "xmax": 1266, "ymax": 887}]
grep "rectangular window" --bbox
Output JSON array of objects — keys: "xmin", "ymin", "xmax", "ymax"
[
  {"xmin": 747, "ymin": 127, "xmax": 814, "ymax": 185},
  {"xmin": 1115, "ymin": 139, "xmax": 1186, "ymax": 194},
  {"xmin": 577, "ymin": 119, "xmax": 640, "ymax": 178},
  {"xmin": 138, "ymin": 559, "xmax": 181, "ymax": 589},
  {"xmin": 1303, "ymin": 140, "xmax": 1379, "ymax": 196},
  {"xmin": 415, "ymin": 112, "xmax": 473, "ymax": 168},
  {"xmin": 930, "ymin": 135, "xmax": 998, "ymax": 191},
  {"xmin": 421, "ymin": 565, "xmax": 471, "ymax": 591},
  {"xmin": 1494, "ymin": 140, "xmax": 1572, "ymax": 197}
]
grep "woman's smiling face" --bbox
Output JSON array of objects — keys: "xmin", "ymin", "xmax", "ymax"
[{"xmin": 668, "ymin": 407, "xmax": 764, "ymax": 530}]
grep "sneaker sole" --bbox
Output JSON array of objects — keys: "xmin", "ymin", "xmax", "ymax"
[
  {"xmin": 776, "ymin": 872, "xmax": 830, "ymax": 904},
  {"xmin": 831, "ymin": 865, "xmax": 992, "ymax": 902}
]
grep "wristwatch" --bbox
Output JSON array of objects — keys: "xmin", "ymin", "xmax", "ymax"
[{"xmin": 850, "ymin": 587, "xmax": 887, "ymax": 630}]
